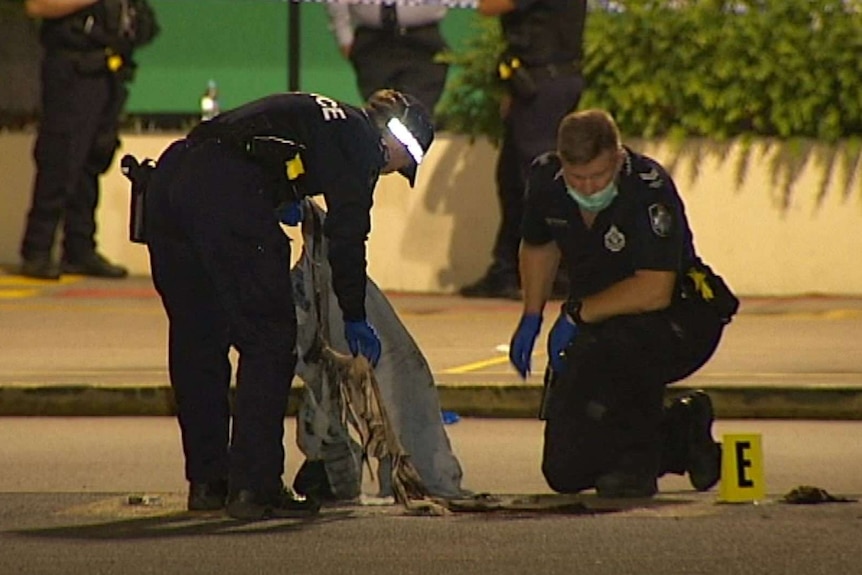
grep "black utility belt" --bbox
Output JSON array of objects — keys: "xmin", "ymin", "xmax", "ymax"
[
  {"xmin": 524, "ymin": 60, "xmax": 582, "ymax": 81},
  {"xmin": 358, "ymin": 22, "xmax": 439, "ymax": 36},
  {"xmin": 498, "ymin": 56, "xmax": 581, "ymax": 101},
  {"xmin": 186, "ymin": 133, "xmax": 307, "ymax": 205},
  {"xmin": 53, "ymin": 48, "xmax": 129, "ymax": 76}
]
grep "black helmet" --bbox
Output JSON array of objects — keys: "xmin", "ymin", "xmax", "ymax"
[{"xmin": 365, "ymin": 89, "xmax": 434, "ymax": 187}]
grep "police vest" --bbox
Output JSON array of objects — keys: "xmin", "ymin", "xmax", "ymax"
[{"xmin": 41, "ymin": 0, "xmax": 158, "ymax": 54}]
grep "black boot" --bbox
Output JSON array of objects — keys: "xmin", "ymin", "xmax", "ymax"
[
  {"xmin": 20, "ymin": 255, "xmax": 60, "ymax": 280},
  {"xmin": 292, "ymin": 459, "xmax": 337, "ymax": 501},
  {"xmin": 61, "ymin": 252, "xmax": 128, "ymax": 278},
  {"xmin": 662, "ymin": 390, "xmax": 722, "ymax": 491},
  {"xmin": 226, "ymin": 485, "xmax": 321, "ymax": 520},
  {"xmin": 459, "ymin": 264, "xmax": 520, "ymax": 300},
  {"xmin": 187, "ymin": 479, "xmax": 229, "ymax": 511}
]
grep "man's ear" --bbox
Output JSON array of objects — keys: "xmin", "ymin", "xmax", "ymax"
[{"xmin": 615, "ymin": 148, "xmax": 627, "ymax": 172}]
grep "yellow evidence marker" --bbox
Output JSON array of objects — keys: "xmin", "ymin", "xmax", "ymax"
[{"xmin": 719, "ymin": 433, "xmax": 765, "ymax": 503}]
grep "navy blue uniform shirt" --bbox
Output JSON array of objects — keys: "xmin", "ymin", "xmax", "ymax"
[
  {"xmin": 522, "ymin": 147, "xmax": 699, "ymax": 301},
  {"xmin": 191, "ymin": 92, "xmax": 387, "ymax": 321}
]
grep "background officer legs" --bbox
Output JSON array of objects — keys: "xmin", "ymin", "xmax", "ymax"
[
  {"xmin": 541, "ymin": 302, "xmax": 723, "ymax": 493},
  {"xmin": 21, "ymin": 53, "xmax": 112, "ymax": 262},
  {"xmin": 147, "ymin": 141, "xmax": 297, "ymax": 497},
  {"xmin": 65, "ymin": 79, "xmax": 126, "ymax": 260},
  {"xmin": 462, "ymin": 73, "xmax": 584, "ymax": 299}
]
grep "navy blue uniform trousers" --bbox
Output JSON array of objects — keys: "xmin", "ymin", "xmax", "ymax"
[
  {"xmin": 542, "ymin": 300, "xmax": 725, "ymax": 493},
  {"xmin": 491, "ymin": 72, "xmax": 584, "ymax": 278},
  {"xmin": 145, "ymin": 139, "xmax": 296, "ymax": 496},
  {"xmin": 21, "ymin": 52, "xmax": 125, "ymax": 261}
]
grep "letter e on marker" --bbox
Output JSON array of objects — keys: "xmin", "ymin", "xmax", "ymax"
[{"xmin": 719, "ymin": 434, "xmax": 765, "ymax": 503}]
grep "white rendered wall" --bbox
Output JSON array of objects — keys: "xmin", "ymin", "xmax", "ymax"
[{"xmin": 1, "ymin": 132, "xmax": 860, "ymax": 296}]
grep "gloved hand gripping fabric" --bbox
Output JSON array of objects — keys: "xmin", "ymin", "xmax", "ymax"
[{"xmin": 344, "ymin": 319, "xmax": 382, "ymax": 367}]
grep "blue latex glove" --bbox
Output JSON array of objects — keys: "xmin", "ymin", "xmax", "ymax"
[
  {"xmin": 547, "ymin": 313, "xmax": 579, "ymax": 373},
  {"xmin": 276, "ymin": 201, "xmax": 303, "ymax": 226},
  {"xmin": 344, "ymin": 319, "xmax": 382, "ymax": 367},
  {"xmin": 509, "ymin": 313, "xmax": 542, "ymax": 378}
]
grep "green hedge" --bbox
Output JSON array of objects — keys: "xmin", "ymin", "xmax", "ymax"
[{"xmin": 437, "ymin": 0, "xmax": 862, "ymax": 142}]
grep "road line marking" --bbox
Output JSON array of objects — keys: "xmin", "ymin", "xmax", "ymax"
[
  {"xmin": 0, "ymin": 302, "xmax": 163, "ymax": 314},
  {"xmin": 0, "ymin": 289, "xmax": 39, "ymax": 299},
  {"xmin": 0, "ymin": 276, "xmax": 79, "ymax": 287},
  {"xmin": 442, "ymin": 355, "xmax": 511, "ymax": 374}
]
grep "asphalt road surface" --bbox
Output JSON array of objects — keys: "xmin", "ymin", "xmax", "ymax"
[{"xmin": 1, "ymin": 417, "xmax": 860, "ymax": 575}]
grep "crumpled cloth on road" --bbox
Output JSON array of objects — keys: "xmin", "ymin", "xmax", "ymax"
[
  {"xmin": 782, "ymin": 485, "xmax": 856, "ymax": 504},
  {"xmin": 291, "ymin": 200, "xmax": 466, "ymax": 502}
]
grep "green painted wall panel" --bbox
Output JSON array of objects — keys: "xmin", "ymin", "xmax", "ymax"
[{"xmin": 126, "ymin": 1, "xmax": 481, "ymax": 113}]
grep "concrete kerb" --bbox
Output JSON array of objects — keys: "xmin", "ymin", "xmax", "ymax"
[{"xmin": 2, "ymin": 381, "xmax": 862, "ymax": 419}]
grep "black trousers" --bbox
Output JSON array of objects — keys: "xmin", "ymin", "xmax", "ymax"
[
  {"xmin": 489, "ymin": 72, "xmax": 584, "ymax": 279},
  {"xmin": 350, "ymin": 25, "xmax": 449, "ymax": 114},
  {"xmin": 145, "ymin": 140, "xmax": 297, "ymax": 496},
  {"xmin": 542, "ymin": 301, "xmax": 725, "ymax": 493},
  {"xmin": 21, "ymin": 51, "xmax": 125, "ymax": 261}
]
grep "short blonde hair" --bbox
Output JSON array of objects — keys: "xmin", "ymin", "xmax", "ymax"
[{"xmin": 557, "ymin": 109, "xmax": 621, "ymax": 165}]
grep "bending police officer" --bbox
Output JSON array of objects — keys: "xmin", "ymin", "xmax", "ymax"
[
  {"xmin": 509, "ymin": 110, "xmax": 739, "ymax": 498},
  {"xmin": 140, "ymin": 90, "xmax": 434, "ymax": 520},
  {"xmin": 461, "ymin": 0, "xmax": 586, "ymax": 299}
]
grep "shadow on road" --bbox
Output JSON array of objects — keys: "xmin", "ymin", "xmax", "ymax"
[{"xmin": 10, "ymin": 509, "xmax": 355, "ymax": 541}]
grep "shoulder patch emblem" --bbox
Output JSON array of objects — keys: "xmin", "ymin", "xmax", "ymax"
[
  {"xmin": 639, "ymin": 168, "xmax": 664, "ymax": 188},
  {"xmin": 604, "ymin": 224, "xmax": 626, "ymax": 252},
  {"xmin": 532, "ymin": 152, "xmax": 554, "ymax": 167},
  {"xmin": 648, "ymin": 203, "xmax": 673, "ymax": 237}
]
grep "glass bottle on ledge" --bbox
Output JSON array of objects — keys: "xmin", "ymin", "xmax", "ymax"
[{"xmin": 200, "ymin": 79, "xmax": 220, "ymax": 122}]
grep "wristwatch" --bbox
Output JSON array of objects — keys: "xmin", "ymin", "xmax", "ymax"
[{"xmin": 563, "ymin": 299, "xmax": 585, "ymax": 324}]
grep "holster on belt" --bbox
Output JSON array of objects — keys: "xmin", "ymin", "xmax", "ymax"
[
  {"xmin": 538, "ymin": 365, "xmax": 556, "ymax": 420},
  {"xmin": 120, "ymin": 154, "xmax": 156, "ymax": 244}
]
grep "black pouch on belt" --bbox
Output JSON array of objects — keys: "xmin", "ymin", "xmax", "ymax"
[
  {"xmin": 682, "ymin": 262, "xmax": 740, "ymax": 324},
  {"xmin": 498, "ymin": 53, "xmax": 538, "ymax": 101},
  {"xmin": 120, "ymin": 154, "xmax": 156, "ymax": 244},
  {"xmin": 243, "ymin": 136, "xmax": 307, "ymax": 203}
]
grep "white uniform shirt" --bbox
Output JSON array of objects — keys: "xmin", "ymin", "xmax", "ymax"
[{"xmin": 327, "ymin": 3, "xmax": 447, "ymax": 47}]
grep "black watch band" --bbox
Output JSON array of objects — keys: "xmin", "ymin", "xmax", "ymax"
[{"xmin": 564, "ymin": 299, "xmax": 585, "ymax": 324}]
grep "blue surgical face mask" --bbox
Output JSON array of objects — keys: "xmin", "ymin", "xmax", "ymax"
[{"xmin": 565, "ymin": 180, "xmax": 619, "ymax": 212}]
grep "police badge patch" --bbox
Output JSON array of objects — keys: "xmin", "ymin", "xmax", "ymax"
[
  {"xmin": 604, "ymin": 224, "xmax": 625, "ymax": 252},
  {"xmin": 648, "ymin": 203, "xmax": 673, "ymax": 237}
]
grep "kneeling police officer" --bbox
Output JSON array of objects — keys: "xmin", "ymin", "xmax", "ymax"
[
  {"xmin": 509, "ymin": 109, "xmax": 739, "ymax": 498},
  {"xmin": 131, "ymin": 89, "xmax": 433, "ymax": 519}
]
